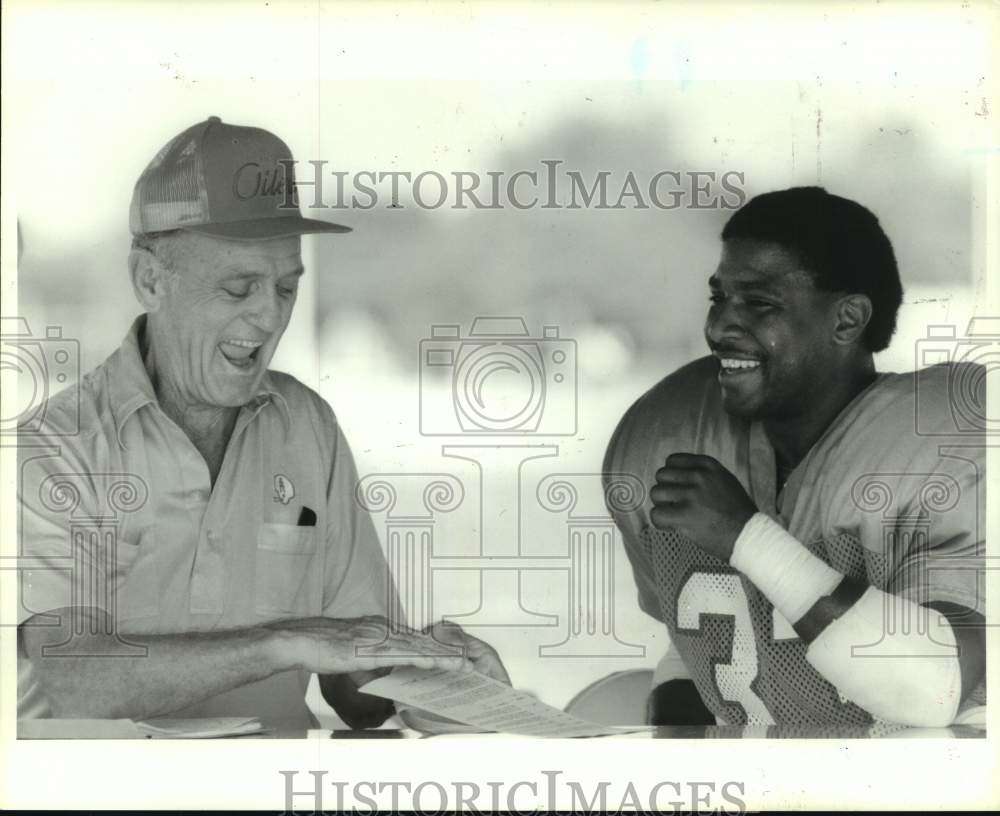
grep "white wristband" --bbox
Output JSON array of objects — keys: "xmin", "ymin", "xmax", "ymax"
[{"xmin": 730, "ymin": 512, "xmax": 843, "ymax": 625}]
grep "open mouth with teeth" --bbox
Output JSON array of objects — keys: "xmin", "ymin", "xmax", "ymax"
[
  {"xmin": 219, "ymin": 339, "xmax": 263, "ymax": 371},
  {"xmin": 717, "ymin": 357, "xmax": 763, "ymax": 376}
]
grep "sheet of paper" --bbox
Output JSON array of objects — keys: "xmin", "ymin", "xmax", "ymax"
[
  {"xmin": 18, "ymin": 717, "xmax": 265, "ymax": 739},
  {"xmin": 360, "ymin": 668, "xmax": 647, "ymax": 737},
  {"xmin": 18, "ymin": 719, "xmax": 145, "ymax": 740},
  {"xmin": 135, "ymin": 717, "xmax": 264, "ymax": 738}
]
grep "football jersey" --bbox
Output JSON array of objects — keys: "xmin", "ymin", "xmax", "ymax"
[{"xmin": 604, "ymin": 356, "xmax": 986, "ymax": 726}]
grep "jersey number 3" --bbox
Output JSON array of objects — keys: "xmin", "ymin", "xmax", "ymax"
[{"xmin": 676, "ymin": 571, "xmax": 797, "ymax": 725}]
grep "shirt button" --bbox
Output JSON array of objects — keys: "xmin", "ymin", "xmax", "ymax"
[{"xmin": 190, "ymin": 489, "xmax": 209, "ymax": 503}]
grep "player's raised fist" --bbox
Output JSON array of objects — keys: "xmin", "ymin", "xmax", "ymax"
[{"xmin": 649, "ymin": 453, "xmax": 757, "ymax": 562}]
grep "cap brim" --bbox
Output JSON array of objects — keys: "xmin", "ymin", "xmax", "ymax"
[{"xmin": 182, "ymin": 215, "xmax": 351, "ymax": 241}]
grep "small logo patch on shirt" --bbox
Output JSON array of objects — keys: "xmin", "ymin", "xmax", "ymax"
[{"xmin": 273, "ymin": 473, "xmax": 295, "ymax": 504}]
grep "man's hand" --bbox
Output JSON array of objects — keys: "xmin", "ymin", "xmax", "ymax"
[
  {"xmin": 649, "ymin": 453, "xmax": 757, "ymax": 562},
  {"xmin": 265, "ymin": 615, "xmax": 474, "ymax": 675},
  {"xmin": 421, "ymin": 621, "xmax": 510, "ymax": 685},
  {"xmin": 396, "ymin": 621, "xmax": 511, "ymax": 734}
]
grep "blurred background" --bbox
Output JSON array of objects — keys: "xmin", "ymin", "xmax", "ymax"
[{"xmin": 5, "ymin": 2, "xmax": 993, "ymax": 725}]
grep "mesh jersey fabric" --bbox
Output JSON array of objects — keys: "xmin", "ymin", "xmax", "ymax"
[{"xmin": 604, "ymin": 355, "xmax": 986, "ymax": 726}]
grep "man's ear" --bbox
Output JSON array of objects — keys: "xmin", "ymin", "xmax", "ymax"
[
  {"xmin": 129, "ymin": 248, "xmax": 171, "ymax": 312},
  {"xmin": 832, "ymin": 294, "xmax": 873, "ymax": 346}
]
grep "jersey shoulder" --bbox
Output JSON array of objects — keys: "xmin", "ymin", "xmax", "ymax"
[
  {"xmin": 900, "ymin": 361, "xmax": 985, "ymax": 437},
  {"xmin": 604, "ymin": 355, "xmax": 734, "ymax": 475},
  {"xmin": 792, "ymin": 363, "xmax": 984, "ymax": 561},
  {"xmin": 821, "ymin": 362, "xmax": 985, "ymax": 472}
]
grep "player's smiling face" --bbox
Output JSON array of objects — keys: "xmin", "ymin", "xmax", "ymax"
[
  {"xmin": 705, "ymin": 238, "xmax": 842, "ymax": 419},
  {"xmin": 149, "ymin": 232, "xmax": 302, "ymax": 409}
]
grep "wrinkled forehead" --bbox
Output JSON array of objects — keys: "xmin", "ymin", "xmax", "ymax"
[{"xmin": 171, "ymin": 231, "xmax": 303, "ymax": 277}]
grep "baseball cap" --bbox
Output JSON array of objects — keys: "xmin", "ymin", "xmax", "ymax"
[{"xmin": 129, "ymin": 116, "xmax": 350, "ymax": 240}]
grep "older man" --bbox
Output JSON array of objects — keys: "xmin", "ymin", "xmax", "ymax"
[{"xmin": 17, "ymin": 116, "xmax": 506, "ymax": 731}]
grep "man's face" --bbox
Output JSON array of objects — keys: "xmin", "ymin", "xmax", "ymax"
[
  {"xmin": 150, "ymin": 232, "xmax": 302, "ymax": 409},
  {"xmin": 704, "ymin": 238, "xmax": 841, "ymax": 419}
]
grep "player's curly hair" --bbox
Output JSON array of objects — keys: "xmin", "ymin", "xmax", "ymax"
[{"xmin": 721, "ymin": 186, "xmax": 904, "ymax": 353}]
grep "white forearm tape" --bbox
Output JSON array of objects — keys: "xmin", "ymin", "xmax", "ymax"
[
  {"xmin": 806, "ymin": 587, "xmax": 962, "ymax": 727},
  {"xmin": 730, "ymin": 512, "xmax": 842, "ymax": 624}
]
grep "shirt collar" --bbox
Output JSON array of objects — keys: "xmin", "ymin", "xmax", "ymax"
[
  {"xmin": 249, "ymin": 371, "xmax": 292, "ymax": 436},
  {"xmin": 109, "ymin": 314, "xmax": 292, "ymax": 448}
]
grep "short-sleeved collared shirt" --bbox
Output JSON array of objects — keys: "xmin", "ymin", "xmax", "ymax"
[{"xmin": 18, "ymin": 315, "xmax": 397, "ymax": 729}]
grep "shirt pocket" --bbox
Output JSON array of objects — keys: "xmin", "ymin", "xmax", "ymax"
[
  {"xmin": 114, "ymin": 529, "xmax": 160, "ymax": 622},
  {"xmin": 255, "ymin": 523, "xmax": 319, "ymax": 617}
]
